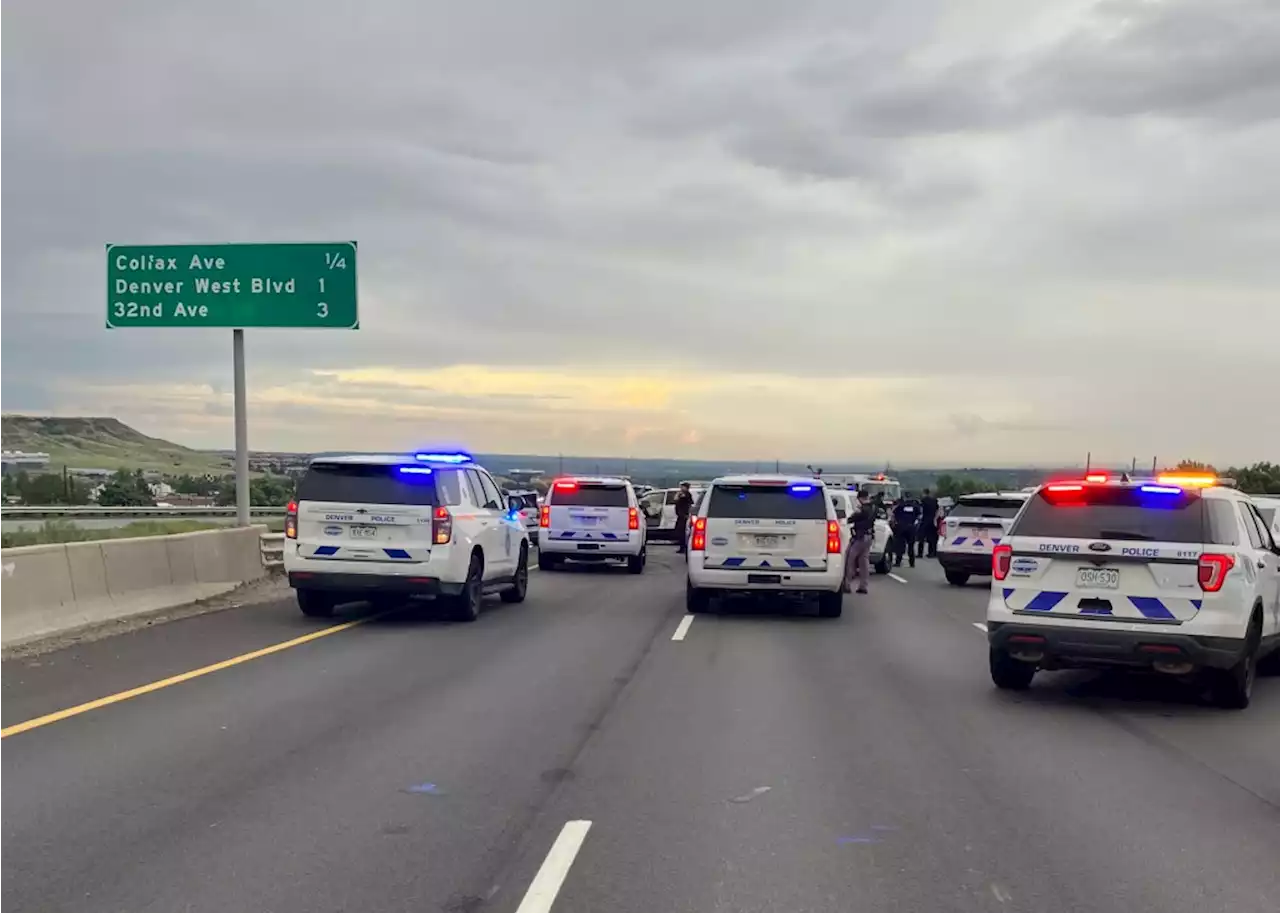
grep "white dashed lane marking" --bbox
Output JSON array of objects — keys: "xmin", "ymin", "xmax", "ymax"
[
  {"xmin": 888, "ymin": 573, "xmax": 908, "ymax": 584},
  {"xmin": 973, "ymin": 622, "xmax": 988, "ymax": 632},
  {"xmin": 672, "ymin": 615, "xmax": 695, "ymax": 641},
  {"xmin": 514, "ymin": 820, "xmax": 593, "ymax": 913}
]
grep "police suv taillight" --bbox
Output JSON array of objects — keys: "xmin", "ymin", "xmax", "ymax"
[
  {"xmin": 432, "ymin": 506, "xmax": 453, "ymax": 545},
  {"xmin": 539, "ymin": 505, "xmax": 550, "ymax": 528},
  {"xmin": 628, "ymin": 507, "xmax": 640, "ymax": 530},
  {"xmin": 826, "ymin": 520, "xmax": 842, "ymax": 554},
  {"xmin": 285, "ymin": 500, "xmax": 298, "ymax": 539},
  {"xmin": 1197, "ymin": 553, "xmax": 1235, "ymax": 592},
  {"xmin": 992, "ymin": 543, "xmax": 1013, "ymax": 580},
  {"xmin": 690, "ymin": 517, "xmax": 707, "ymax": 551}
]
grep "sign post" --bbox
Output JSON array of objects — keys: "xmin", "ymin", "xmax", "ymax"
[{"xmin": 106, "ymin": 242, "xmax": 358, "ymax": 526}]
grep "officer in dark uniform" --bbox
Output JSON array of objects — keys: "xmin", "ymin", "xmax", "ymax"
[
  {"xmin": 891, "ymin": 491, "xmax": 922, "ymax": 568},
  {"xmin": 917, "ymin": 488, "xmax": 940, "ymax": 558},
  {"xmin": 673, "ymin": 483, "xmax": 694, "ymax": 554}
]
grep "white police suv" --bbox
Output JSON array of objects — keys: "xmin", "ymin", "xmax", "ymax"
[
  {"xmin": 538, "ymin": 477, "xmax": 647, "ymax": 573},
  {"xmin": 686, "ymin": 475, "xmax": 845, "ymax": 617},
  {"xmin": 284, "ymin": 452, "xmax": 530, "ymax": 621},
  {"xmin": 987, "ymin": 473, "xmax": 1280, "ymax": 708},
  {"xmin": 937, "ymin": 491, "xmax": 1030, "ymax": 586}
]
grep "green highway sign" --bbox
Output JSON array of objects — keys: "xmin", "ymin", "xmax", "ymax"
[{"xmin": 106, "ymin": 242, "xmax": 358, "ymax": 329}]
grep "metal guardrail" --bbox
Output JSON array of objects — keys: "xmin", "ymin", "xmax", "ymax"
[{"xmin": 2, "ymin": 506, "xmax": 287, "ymax": 520}]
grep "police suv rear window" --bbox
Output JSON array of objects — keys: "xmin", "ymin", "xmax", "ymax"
[
  {"xmin": 551, "ymin": 484, "xmax": 629, "ymax": 508},
  {"xmin": 707, "ymin": 485, "xmax": 828, "ymax": 520},
  {"xmin": 949, "ymin": 497, "xmax": 1025, "ymax": 519},
  {"xmin": 1011, "ymin": 487, "xmax": 1210, "ymax": 543},
  {"xmin": 297, "ymin": 463, "xmax": 440, "ymax": 507}
]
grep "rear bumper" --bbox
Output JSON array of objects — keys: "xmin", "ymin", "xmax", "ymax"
[
  {"xmin": 688, "ymin": 563, "xmax": 843, "ymax": 593},
  {"xmin": 288, "ymin": 571, "xmax": 464, "ymax": 597},
  {"xmin": 541, "ymin": 534, "xmax": 643, "ymax": 556},
  {"xmin": 938, "ymin": 552, "xmax": 992, "ymax": 574},
  {"xmin": 987, "ymin": 622, "xmax": 1247, "ymax": 671}
]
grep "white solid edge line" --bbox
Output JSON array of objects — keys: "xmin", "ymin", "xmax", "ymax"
[
  {"xmin": 973, "ymin": 622, "xmax": 988, "ymax": 632},
  {"xmin": 672, "ymin": 614, "xmax": 695, "ymax": 641},
  {"xmin": 888, "ymin": 573, "xmax": 908, "ymax": 584},
  {"xmin": 514, "ymin": 819, "xmax": 593, "ymax": 913}
]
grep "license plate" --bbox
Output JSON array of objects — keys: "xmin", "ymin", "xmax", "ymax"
[
  {"xmin": 1076, "ymin": 567, "xmax": 1119, "ymax": 589},
  {"xmin": 574, "ymin": 516, "xmax": 598, "ymax": 525},
  {"xmin": 753, "ymin": 535, "xmax": 781, "ymax": 548},
  {"xmin": 349, "ymin": 525, "xmax": 379, "ymax": 539}
]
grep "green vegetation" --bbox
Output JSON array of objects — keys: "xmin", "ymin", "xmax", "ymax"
[
  {"xmin": 1177, "ymin": 460, "xmax": 1280, "ymax": 495},
  {"xmin": 215, "ymin": 475, "xmax": 296, "ymax": 507},
  {"xmin": 1, "ymin": 414, "xmax": 232, "ymax": 475},
  {"xmin": 2, "ymin": 519, "xmax": 226, "ymax": 548},
  {"xmin": 2, "ymin": 470, "xmax": 95, "ymax": 505}
]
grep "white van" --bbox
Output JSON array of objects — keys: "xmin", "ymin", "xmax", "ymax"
[
  {"xmin": 639, "ymin": 483, "xmax": 706, "ymax": 542},
  {"xmin": 539, "ymin": 477, "xmax": 647, "ymax": 573},
  {"xmin": 686, "ymin": 475, "xmax": 845, "ymax": 617},
  {"xmin": 829, "ymin": 489, "xmax": 893, "ymax": 574}
]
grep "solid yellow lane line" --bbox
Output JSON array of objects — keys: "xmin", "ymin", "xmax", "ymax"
[{"xmin": 2, "ymin": 617, "xmax": 371, "ymax": 739}]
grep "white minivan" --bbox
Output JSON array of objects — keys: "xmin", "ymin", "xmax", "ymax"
[
  {"xmin": 686, "ymin": 475, "xmax": 845, "ymax": 617},
  {"xmin": 539, "ymin": 477, "xmax": 647, "ymax": 573}
]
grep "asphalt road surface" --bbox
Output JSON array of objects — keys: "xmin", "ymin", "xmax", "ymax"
[{"xmin": 4, "ymin": 551, "xmax": 1279, "ymax": 913}]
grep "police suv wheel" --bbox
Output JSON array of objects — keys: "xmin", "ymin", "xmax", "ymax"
[
  {"xmin": 945, "ymin": 570, "xmax": 970, "ymax": 586},
  {"xmin": 453, "ymin": 554, "xmax": 484, "ymax": 622},
  {"xmin": 627, "ymin": 546, "xmax": 646, "ymax": 575},
  {"xmin": 686, "ymin": 581, "xmax": 710, "ymax": 614},
  {"xmin": 297, "ymin": 589, "xmax": 335, "ymax": 618},
  {"xmin": 818, "ymin": 589, "xmax": 843, "ymax": 619},
  {"xmin": 1211, "ymin": 617, "xmax": 1260, "ymax": 710},
  {"xmin": 501, "ymin": 545, "xmax": 529, "ymax": 604},
  {"xmin": 874, "ymin": 554, "xmax": 891, "ymax": 575},
  {"xmin": 990, "ymin": 648, "xmax": 1036, "ymax": 690},
  {"xmin": 538, "ymin": 552, "xmax": 559, "ymax": 571}
]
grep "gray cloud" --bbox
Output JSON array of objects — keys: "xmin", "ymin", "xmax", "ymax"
[{"xmin": 3, "ymin": 0, "xmax": 1278, "ymax": 462}]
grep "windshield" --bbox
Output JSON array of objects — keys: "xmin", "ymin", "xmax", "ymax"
[
  {"xmin": 550, "ymin": 484, "xmax": 629, "ymax": 507},
  {"xmin": 707, "ymin": 484, "xmax": 828, "ymax": 519},
  {"xmin": 1012, "ymin": 488, "xmax": 1206, "ymax": 542},
  {"xmin": 949, "ymin": 497, "xmax": 1026, "ymax": 519},
  {"xmin": 296, "ymin": 462, "xmax": 439, "ymax": 506}
]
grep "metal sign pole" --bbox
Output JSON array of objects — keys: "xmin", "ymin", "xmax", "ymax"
[{"xmin": 232, "ymin": 329, "xmax": 250, "ymax": 527}]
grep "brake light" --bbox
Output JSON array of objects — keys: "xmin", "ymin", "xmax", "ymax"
[
  {"xmin": 691, "ymin": 517, "xmax": 707, "ymax": 551},
  {"xmin": 992, "ymin": 543, "xmax": 1013, "ymax": 580},
  {"xmin": 553, "ymin": 480, "xmax": 578, "ymax": 491},
  {"xmin": 285, "ymin": 500, "xmax": 298, "ymax": 539},
  {"xmin": 1197, "ymin": 553, "xmax": 1234, "ymax": 592},
  {"xmin": 826, "ymin": 520, "xmax": 842, "ymax": 554},
  {"xmin": 432, "ymin": 506, "xmax": 453, "ymax": 545},
  {"xmin": 539, "ymin": 505, "xmax": 550, "ymax": 528},
  {"xmin": 628, "ymin": 507, "xmax": 639, "ymax": 530},
  {"xmin": 1085, "ymin": 473, "xmax": 1108, "ymax": 483},
  {"xmin": 1046, "ymin": 483, "xmax": 1084, "ymax": 493}
]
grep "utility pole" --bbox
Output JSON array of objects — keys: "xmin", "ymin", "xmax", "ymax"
[
  {"xmin": 233, "ymin": 329, "xmax": 250, "ymax": 527},
  {"xmin": 1085, "ymin": 451, "xmax": 1091, "ymax": 473}
]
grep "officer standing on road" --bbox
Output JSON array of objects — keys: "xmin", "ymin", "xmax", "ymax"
[
  {"xmin": 891, "ymin": 491, "xmax": 922, "ymax": 568},
  {"xmin": 673, "ymin": 482, "xmax": 694, "ymax": 555},
  {"xmin": 917, "ymin": 488, "xmax": 940, "ymax": 559},
  {"xmin": 844, "ymin": 490, "xmax": 875, "ymax": 594}
]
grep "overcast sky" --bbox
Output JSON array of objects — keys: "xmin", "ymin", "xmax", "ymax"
[{"xmin": 3, "ymin": 0, "xmax": 1277, "ymax": 466}]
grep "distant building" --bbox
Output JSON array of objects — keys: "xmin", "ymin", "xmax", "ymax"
[
  {"xmin": 160, "ymin": 493, "xmax": 216, "ymax": 507},
  {"xmin": 68, "ymin": 468, "xmax": 113, "ymax": 481},
  {"xmin": 1, "ymin": 451, "xmax": 51, "ymax": 474},
  {"xmin": 149, "ymin": 481, "xmax": 175, "ymax": 500}
]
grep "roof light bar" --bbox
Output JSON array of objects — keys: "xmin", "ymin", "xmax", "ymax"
[
  {"xmin": 1045, "ymin": 483, "xmax": 1084, "ymax": 493},
  {"xmin": 1156, "ymin": 473, "xmax": 1216, "ymax": 488},
  {"xmin": 1139, "ymin": 484, "xmax": 1182, "ymax": 495},
  {"xmin": 790, "ymin": 484, "xmax": 814, "ymax": 493},
  {"xmin": 1085, "ymin": 473, "xmax": 1109, "ymax": 483},
  {"xmin": 398, "ymin": 466, "xmax": 435, "ymax": 475},
  {"xmin": 414, "ymin": 452, "xmax": 472, "ymax": 464}
]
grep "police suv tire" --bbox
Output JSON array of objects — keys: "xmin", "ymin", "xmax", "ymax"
[
  {"xmin": 990, "ymin": 648, "xmax": 1035, "ymax": 690},
  {"xmin": 297, "ymin": 589, "xmax": 335, "ymax": 618},
  {"xmin": 452, "ymin": 553, "xmax": 484, "ymax": 622},
  {"xmin": 1211, "ymin": 615, "xmax": 1261, "ymax": 710},
  {"xmin": 818, "ymin": 589, "xmax": 843, "ymax": 619},
  {"xmin": 627, "ymin": 546, "xmax": 646, "ymax": 575},
  {"xmin": 501, "ymin": 545, "xmax": 529, "ymax": 604},
  {"xmin": 945, "ymin": 570, "xmax": 970, "ymax": 586},
  {"xmin": 538, "ymin": 552, "xmax": 559, "ymax": 572},
  {"xmin": 686, "ymin": 581, "xmax": 710, "ymax": 614},
  {"xmin": 874, "ymin": 554, "xmax": 891, "ymax": 575}
]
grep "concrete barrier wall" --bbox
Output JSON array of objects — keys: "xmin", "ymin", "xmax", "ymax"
[{"xmin": 1, "ymin": 526, "xmax": 268, "ymax": 649}]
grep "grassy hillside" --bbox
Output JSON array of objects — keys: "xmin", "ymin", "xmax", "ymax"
[{"xmin": 1, "ymin": 415, "xmax": 232, "ymax": 475}]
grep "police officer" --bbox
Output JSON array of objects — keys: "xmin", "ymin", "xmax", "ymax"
[
  {"xmin": 673, "ymin": 482, "xmax": 694, "ymax": 554},
  {"xmin": 844, "ymin": 490, "xmax": 875, "ymax": 594},
  {"xmin": 891, "ymin": 491, "xmax": 922, "ymax": 568},
  {"xmin": 917, "ymin": 488, "xmax": 940, "ymax": 559}
]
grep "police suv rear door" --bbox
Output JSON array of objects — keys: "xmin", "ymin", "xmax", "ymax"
[
  {"xmin": 703, "ymin": 480, "xmax": 832, "ymax": 571},
  {"xmin": 999, "ymin": 482, "xmax": 1231, "ymax": 623},
  {"xmin": 295, "ymin": 461, "xmax": 439, "ymax": 564},
  {"xmin": 546, "ymin": 480, "xmax": 633, "ymax": 550}
]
